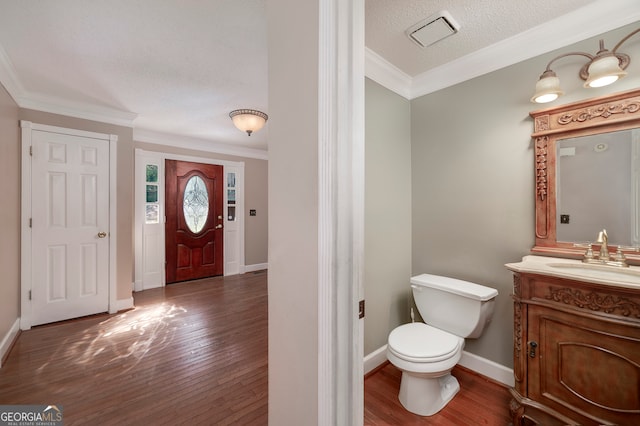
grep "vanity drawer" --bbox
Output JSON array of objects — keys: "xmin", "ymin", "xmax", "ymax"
[{"xmin": 522, "ymin": 274, "xmax": 640, "ymax": 323}]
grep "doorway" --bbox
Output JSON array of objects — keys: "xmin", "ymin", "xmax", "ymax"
[
  {"xmin": 20, "ymin": 121, "xmax": 117, "ymax": 329},
  {"xmin": 134, "ymin": 150, "xmax": 246, "ymax": 290},
  {"xmin": 165, "ymin": 160, "xmax": 224, "ymax": 283}
]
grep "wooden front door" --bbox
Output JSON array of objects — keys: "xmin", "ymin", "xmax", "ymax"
[{"xmin": 165, "ymin": 160, "xmax": 224, "ymax": 283}]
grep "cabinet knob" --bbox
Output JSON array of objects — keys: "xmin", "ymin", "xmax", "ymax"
[{"xmin": 528, "ymin": 341, "xmax": 538, "ymax": 358}]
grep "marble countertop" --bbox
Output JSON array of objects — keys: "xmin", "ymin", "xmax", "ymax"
[{"xmin": 505, "ymin": 255, "xmax": 640, "ymax": 289}]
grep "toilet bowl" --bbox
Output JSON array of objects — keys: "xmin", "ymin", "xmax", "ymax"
[
  {"xmin": 387, "ymin": 322, "xmax": 464, "ymax": 416},
  {"xmin": 386, "ymin": 274, "xmax": 498, "ymax": 416}
]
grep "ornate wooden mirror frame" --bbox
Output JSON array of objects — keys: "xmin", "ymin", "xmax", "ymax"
[{"xmin": 530, "ymin": 88, "xmax": 640, "ymax": 264}]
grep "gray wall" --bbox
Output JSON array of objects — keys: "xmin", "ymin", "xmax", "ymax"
[
  {"xmin": 410, "ymin": 67, "xmax": 532, "ymax": 368},
  {"xmin": 0, "ymin": 83, "xmax": 19, "ymax": 347},
  {"xmin": 364, "ymin": 78, "xmax": 412, "ymax": 355},
  {"xmin": 409, "ymin": 22, "xmax": 640, "ymax": 368},
  {"xmin": 135, "ymin": 141, "xmax": 268, "ymax": 266}
]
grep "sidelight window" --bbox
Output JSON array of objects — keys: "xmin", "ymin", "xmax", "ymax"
[
  {"xmin": 145, "ymin": 164, "xmax": 159, "ymax": 224},
  {"xmin": 227, "ymin": 172, "xmax": 236, "ymax": 221}
]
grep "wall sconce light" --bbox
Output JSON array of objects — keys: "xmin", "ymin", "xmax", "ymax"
[
  {"xmin": 531, "ymin": 28, "xmax": 640, "ymax": 103},
  {"xmin": 229, "ymin": 109, "xmax": 268, "ymax": 136}
]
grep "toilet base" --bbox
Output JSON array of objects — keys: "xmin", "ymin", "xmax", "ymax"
[{"xmin": 398, "ymin": 371, "xmax": 460, "ymax": 416}]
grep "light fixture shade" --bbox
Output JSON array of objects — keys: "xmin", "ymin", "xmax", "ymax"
[
  {"xmin": 229, "ymin": 109, "xmax": 268, "ymax": 136},
  {"xmin": 529, "ymin": 28, "xmax": 640, "ymax": 102},
  {"xmin": 584, "ymin": 54, "xmax": 627, "ymax": 88},
  {"xmin": 531, "ymin": 71, "xmax": 564, "ymax": 104}
]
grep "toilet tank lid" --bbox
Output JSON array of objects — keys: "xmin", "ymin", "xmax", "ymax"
[{"xmin": 410, "ymin": 273, "xmax": 498, "ymax": 301}]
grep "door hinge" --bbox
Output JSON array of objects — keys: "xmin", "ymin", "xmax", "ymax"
[
  {"xmin": 358, "ymin": 300, "xmax": 365, "ymax": 319},
  {"xmin": 29, "ymin": 290, "xmax": 32, "ymax": 300},
  {"xmin": 29, "ymin": 218, "xmax": 32, "ymax": 228},
  {"xmin": 29, "ymin": 146, "xmax": 33, "ymax": 156}
]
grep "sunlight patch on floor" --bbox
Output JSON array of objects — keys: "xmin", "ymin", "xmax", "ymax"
[
  {"xmin": 102, "ymin": 303, "xmax": 187, "ymax": 337},
  {"xmin": 36, "ymin": 303, "xmax": 189, "ymax": 375}
]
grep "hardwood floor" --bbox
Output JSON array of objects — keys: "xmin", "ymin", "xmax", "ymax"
[
  {"xmin": 0, "ymin": 272, "xmax": 268, "ymax": 425},
  {"xmin": 365, "ymin": 362, "xmax": 513, "ymax": 425},
  {"xmin": 1, "ymin": 270, "xmax": 512, "ymax": 425}
]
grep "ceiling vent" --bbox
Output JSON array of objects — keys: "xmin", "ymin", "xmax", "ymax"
[{"xmin": 406, "ymin": 10, "xmax": 460, "ymax": 48}]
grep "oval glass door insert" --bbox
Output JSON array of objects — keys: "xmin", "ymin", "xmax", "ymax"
[{"xmin": 183, "ymin": 175, "xmax": 209, "ymax": 233}]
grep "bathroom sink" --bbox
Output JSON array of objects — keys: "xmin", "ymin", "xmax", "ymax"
[
  {"xmin": 547, "ymin": 262, "xmax": 640, "ymax": 282},
  {"xmin": 505, "ymin": 255, "xmax": 640, "ymax": 288}
]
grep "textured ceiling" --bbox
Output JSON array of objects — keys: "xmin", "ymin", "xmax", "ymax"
[
  {"xmin": 365, "ymin": 0, "xmax": 600, "ymax": 77},
  {"xmin": 0, "ymin": 0, "xmax": 269, "ymax": 152},
  {"xmin": 0, "ymin": 0, "xmax": 635, "ymax": 154}
]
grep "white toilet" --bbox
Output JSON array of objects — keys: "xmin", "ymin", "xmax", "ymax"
[{"xmin": 386, "ymin": 273, "xmax": 498, "ymax": 416}]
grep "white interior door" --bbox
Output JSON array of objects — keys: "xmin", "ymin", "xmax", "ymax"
[{"xmin": 30, "ymin": 129, "xmax": 110, "ymax": 326}]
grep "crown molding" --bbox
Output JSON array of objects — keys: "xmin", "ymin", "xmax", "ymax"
[
  {"xmin": 0, "ymin": 42, "xmax": 136, "ymax": 128},
  {"xmin": 364, "ymin": 47, "xmax": 412, "ymax": 99},
  {"xmin": 3, "ymin": 2, "xmax": 639, "ymax": 131},
  {"xmin": 134, "ymin": 127, "xmax": 269, "ymax": 161},
  {"xmin": 19, "ymin": 93, "xmax": 138, "ymax": 128},
  {"xmin": 0, "ymin": 43, "xmax": 25, "ymax": 100},
  {"xmin": 365, "ymin": 0, "xmax": 640, "ymax": 100}
]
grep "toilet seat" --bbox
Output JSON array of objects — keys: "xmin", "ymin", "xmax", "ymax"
[{"xmin": 388, "ymin": 323, "xmax": 462, "ymax": 363}]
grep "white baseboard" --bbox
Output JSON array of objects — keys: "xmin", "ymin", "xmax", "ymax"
[
  {"xmin": 244, "ymin": 263, "xmax": 268, "ymax": 273},
  {"xmin": 458, "ymin": 350, "xmax": 514, "ymax": 387},
  {"xmin": 0, "ymin": 318, "xmax": 20, "ymax": 367},
  {"xmin": 115, "ymin": 297, "xmax": 134, "ymax": 312},
  {"xmin": 363, "ymin": 344, "xmax": 514, "ymax": 387},
  {"xmin": 364, "ymin": 344, "xmax": 388, "ymax": 375},
  {"xmin": 136, "ymin": 282, "xmax": 164, "ymax": 292}
]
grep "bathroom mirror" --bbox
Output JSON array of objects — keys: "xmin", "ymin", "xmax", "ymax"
[
  {"xmin": 556, "ymin": 130, "xmax": 638, "ymax": 245},
  {"xmin": 530, "ymin": 88, "xmax": 640, "ymax": 264}
]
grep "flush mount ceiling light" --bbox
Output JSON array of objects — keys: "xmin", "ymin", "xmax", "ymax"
[
  {"xmin": 531, "ymin": 28, "xmax": 640, "ymax": 104},
  {"xmin": 229, "ymin": 109, "xmax": 268, "ymax": 136}
]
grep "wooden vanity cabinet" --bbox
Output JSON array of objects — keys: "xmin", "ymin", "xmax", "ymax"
[{"xmin": 510, "ymin": 272, "xmax": 640, "ymax": 425}]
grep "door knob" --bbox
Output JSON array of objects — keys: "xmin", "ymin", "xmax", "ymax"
[
  {"xmin": 215, "ymin": 224, "xmax": 223, "ymax": 229},
  {"xmin": 98, "ymin": 232, "xmax": 107, "ymax": 238}
]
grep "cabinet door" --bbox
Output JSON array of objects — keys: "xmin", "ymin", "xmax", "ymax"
[{"xmin": 528, "ymin": 306, "xmax": 640, "ymax": 425}]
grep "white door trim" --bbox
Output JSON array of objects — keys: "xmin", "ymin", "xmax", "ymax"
[
  {"xmin": 317, "ymin": 0, "xmax": 365, "ymax": 423},
  {"xmin": 20, "ymin": 121, "xmax": 118, "ymax": 330},
  {"xmin": 108, "ymin": 132, "xmax": 118, "ymax": 314}
]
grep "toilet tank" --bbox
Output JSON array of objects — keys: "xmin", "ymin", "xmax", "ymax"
[{"xmin": 411, "ymin": 274, "xmax": 498, "ymax": 338}]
